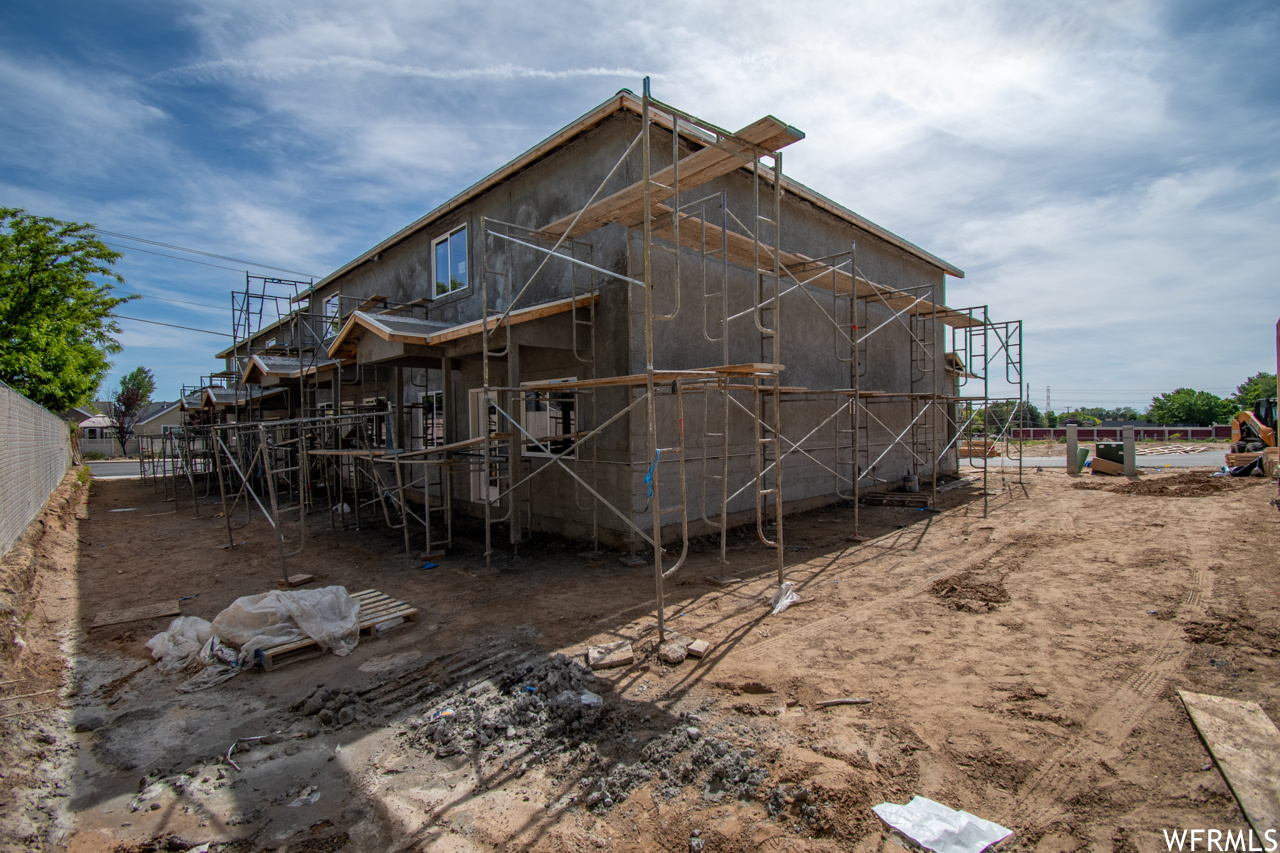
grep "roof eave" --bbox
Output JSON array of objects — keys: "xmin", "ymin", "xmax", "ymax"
[{"xmin": 297, "ymin": 89, "xmax": 963, "ymax": 305}]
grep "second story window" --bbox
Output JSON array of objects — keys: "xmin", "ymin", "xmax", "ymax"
[
  {"xmin": 324, "ymin": 294, "xmax": 341, "ymax": 338},
  {"xmin": 433, "ymin": 225, "xmax": 467, "ymax": 297}
]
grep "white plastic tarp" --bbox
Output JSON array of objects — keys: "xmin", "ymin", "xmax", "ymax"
[
  {"xmin": 872, "ymin": 796, "xmax": 1011, "ymax": 853},
  {"xmin": 145, "ymin": 616, "xmax": 214, "ymax": 674},
  {"xmin": 211, "ymin": 585, "xmax": 361, "ymax": 664}
]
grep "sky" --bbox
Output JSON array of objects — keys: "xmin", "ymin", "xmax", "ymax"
[{"xmin": 2, "ymin": 0, "xmax": 1277, "ymax": 413}]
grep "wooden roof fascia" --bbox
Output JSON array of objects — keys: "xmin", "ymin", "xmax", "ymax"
[
  {"xmin": 427, "ymin": 294, "xmax": 598, "ymax": 346},
  {"xmin": 536, "ymin": 115, "xmax": 805, "ymax": 241},
  {"xmin": 325, "ymin": 295, "xmax": 596, "ymax": 359}
]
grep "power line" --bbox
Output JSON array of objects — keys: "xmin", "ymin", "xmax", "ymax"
[
  {"xmin": 112, "ymin": 315, "xmax": 232, "ymax": 337},
  {"xmin": 93, "ymin": 228, "xmax": 320, "ymax": 278},
  {"xmin": 110, "ymin": 288, "xmax": 227, "ymax": 311},
  {"xmin": 102, "ymin": 241, "xmax": 248, "ymax": 274}
]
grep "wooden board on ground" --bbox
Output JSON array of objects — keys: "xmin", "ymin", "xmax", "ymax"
[
  {"xmin": 1178, "ymin": 690, "xmax": 1280, "ymax": 839},
  {"xmin": 1090, "ymin": 457, "xmax": 1125, "ymax": 476},
  {"xmin": 1226, "ymin": 452, "xmax": 1263, "ymax": 467},
  {"xmin": 91, "ymin": 601, "xmax": 181, "ymax": 629},
  {"xmin": 860, "ymin": 492, "xmax": 931, "ymax": 507},
  {"xmin": 257, "ymin": 588, "xmax": 418, "ymax": 672},
  {"xmin": 587, "ymin": 640, "xmax": 634, "ymax": 670},
  {"xmin": 277, "ymin": 573, "xmax": 315, "ymax": 588}
]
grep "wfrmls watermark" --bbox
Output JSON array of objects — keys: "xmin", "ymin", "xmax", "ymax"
[{"xmin": 1163, "ymin": 829, "xmax": 1278, "ymax": 851}]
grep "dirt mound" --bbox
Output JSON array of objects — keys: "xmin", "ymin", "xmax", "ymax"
[
  {"xmin": 930, "ymin": 571, "xmax": 1011, "ymax": 612},
  {"xmin": 1106, "ymin": 471, "xmax": 1245, "ymax": 498}
]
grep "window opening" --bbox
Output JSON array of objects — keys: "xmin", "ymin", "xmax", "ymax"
[
  {"xmin": 433, "ymin": 225, "xmax": 468, "ymax": 296},
  {"xmin": 522, "ymin": 377, "xmax": 577, "ymax": 458}
]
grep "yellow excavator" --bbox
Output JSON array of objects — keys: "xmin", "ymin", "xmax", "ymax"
[
  {"xmin": 1231, "ymin": 318, "xmax": 1280, "ymax": 455},
  {"xmin": 1230, "ymin": 397, "xmax": 1277, "ymax": 453}
]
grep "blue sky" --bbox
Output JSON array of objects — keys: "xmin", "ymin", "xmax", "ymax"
[{"xmin": 2, "ymin": 0, "xmax": 1277, "ymax": 412}]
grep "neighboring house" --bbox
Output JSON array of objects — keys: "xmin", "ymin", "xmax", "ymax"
[
  {"xmin": 68, "ymin": 400, "xmax": 180, "ymax": 457},
  {"xmin": 74, "ymin": 414, "xmax": 135, "ymax": 457},
  {"xmin": 217, "ymin": 89, "xmax": 1019, "ymax": 547},
  {"xmin": 135, "ymin": 401, "xmax": 183, "ymax": 438}
]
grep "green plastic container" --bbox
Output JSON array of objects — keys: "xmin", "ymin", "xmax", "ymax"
[{"xmin": 1077, "ymin": 448, "xmax": 1090, "ymax": 469}]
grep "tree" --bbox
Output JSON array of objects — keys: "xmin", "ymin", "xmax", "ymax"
[
  {"xmin": 0, "ymin": 208, "xmax": 133, "ymax": 411},
  {"xmin": 1232, "ymin": 372, "xmax": 1277, "ymax": 409},
  {"xmin": 1146, "ymin": 388, "xmax": 1236, "ymax": 427},
  {"xmin": 1060, "ymin": 410, "xmax": 1100, "ymax": 426},
  {"xmin": 108, "ymin": 367, "xmax": 155, "ymax": 455}
]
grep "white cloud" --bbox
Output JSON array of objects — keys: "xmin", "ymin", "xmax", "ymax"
[{"xmin": 4, "ymin": 0, "xmax": 1277, "ymax": 404}]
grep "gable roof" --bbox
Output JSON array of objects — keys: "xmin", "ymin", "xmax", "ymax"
[
  {"xmin": 327, "ymin": 294, "xmax": 597, "ymax": 360},
  {"xmin": 293, "ymin": 91, "xmax": 962, "ymax": 306},
  {"xmin": 136, "ymin": 400, "xmax": 180, "ymax": 424},
  {"xmin": 241, "ymin": 353, "xmax": 343, "ymax": 385}
]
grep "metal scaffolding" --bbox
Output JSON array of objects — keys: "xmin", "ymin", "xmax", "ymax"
[{"xmin": 180, "ymin": 81, "xmax": 1025, "ymax": 638}]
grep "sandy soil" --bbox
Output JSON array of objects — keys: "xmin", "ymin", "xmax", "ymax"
[{"xmin": 3, "ymin": 462, "xmax": 1279, "ymax": 852}]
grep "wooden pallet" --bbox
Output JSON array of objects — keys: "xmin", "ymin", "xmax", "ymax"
[
  {"xmin": 860, "ymin": 492, "xmax": 931, "ymax": 508},
  {"xmin": 256, "ymin": 589, "xmax": 418, "ymax": 672}
]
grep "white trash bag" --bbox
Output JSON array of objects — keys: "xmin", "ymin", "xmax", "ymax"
[{"xmin": 770, "ymin": 582, "xmax": 800, "ymax": 615}]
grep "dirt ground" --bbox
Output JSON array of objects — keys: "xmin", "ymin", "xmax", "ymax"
[{"xmin": 2, "ymin": 462, "xmax": 1279, "ymax": 852}]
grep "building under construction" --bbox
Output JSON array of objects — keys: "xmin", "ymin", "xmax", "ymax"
[{"xmin": 169, "ymin": 83, "xmax": 1023, "ymax": 624}]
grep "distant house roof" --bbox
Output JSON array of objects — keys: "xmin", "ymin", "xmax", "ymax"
[
  {"xmin": 136, "ymin": 401, "xmax": 180, "ymax": 424},
  {"xmin": 80, "ymin": 415, "xmax": 112, "ymax": 429}
]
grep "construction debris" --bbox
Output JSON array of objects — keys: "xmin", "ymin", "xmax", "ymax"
[
  {"xmin": 1089, "ymin": 457, "xmax": 1125, "ymax": 476},
  {"xmin": 659, "ymin": 642, "xmax": 688, "ymax": 664},
  {"xmin": 706, "ymin": 575, "xmax": 743, "ymax": 587},
  {"xmin": 587, "ymin": 640, "xmax": 634, "ymax": 670},
  {"xmin": 687, "ymin": 639, "xmax": 712, "ymax": 658},
  {"xmin": 401, "ymin": 653, "xmax": 768, "ymax": 811},
  {"xmin": 861, "ymin": 491, "xmax": 932, "ymax": 508},
  {"xmin": 872, "ymin": 795, "xmax": 1011, "ymax": 853},
  {"xmin": 769, "ymin": 582, "xmax": 800, "ymax": 615},
  {"xmin": 256, "ymin": 589, "xmax": 417, "ymax": 671}
]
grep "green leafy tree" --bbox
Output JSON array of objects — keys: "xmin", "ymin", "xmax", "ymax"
[
  {"xmin": 1146, "ymin": 388, "xmax": 1236, "ymax": 427},
  {"xmin": 1045, "ymin": 410, "xmax": 1059, "ymax": 428},
  {"xmin": 1060, "ymin": 410, "xmax": 1100, "ymax": 426},
  {"xmin": 0, "ymin": 208, "xmax": 133, "ymax": 411},
  {"xmin": 108, "ymin": 367, "xmax": 155, "ymax": 454},
  {"xmin": 1232, "ymin": 372, "xmax": 1277, "ymax": 409}
]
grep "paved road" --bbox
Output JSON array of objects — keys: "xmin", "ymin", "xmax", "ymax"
[
  {"xmin": 961, "ymin": 452, "xmax": 1225, "ymax": 470},
  {"xmin": 87, "ymin": 460, "xmax": 142, "ymax": 479}
]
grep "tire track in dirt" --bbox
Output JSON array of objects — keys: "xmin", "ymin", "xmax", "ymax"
[
  {"xmin": 735, "ymin": 541, "xmax": 1013, "ymax": 662},
  {"xmin": 1010, "ymin": 567, "xmax": 1214, "ymax": 831}
]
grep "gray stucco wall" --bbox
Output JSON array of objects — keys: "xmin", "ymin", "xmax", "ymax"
[{"xmin": 299, "ymin": 108, "xmax": 961, "ymax": 547}]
